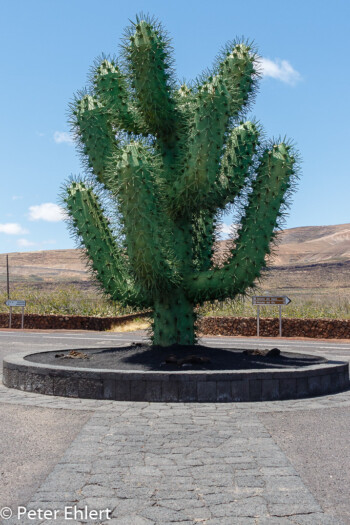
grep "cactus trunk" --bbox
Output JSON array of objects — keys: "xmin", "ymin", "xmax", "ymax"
[
  {"xmin": 153, "ymin": 292, "xmax": 195, "ymax": 347},
  {"xmin": 63, "ymin": 15, "xmax": 299, "ymax": 348}
]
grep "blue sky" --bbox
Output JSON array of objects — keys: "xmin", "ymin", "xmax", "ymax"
[{"xmin": 1, "ymin": 0, "xmax": 349, "ymax": 253}]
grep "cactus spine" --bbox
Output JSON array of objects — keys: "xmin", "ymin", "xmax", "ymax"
[{"xmin": 63, "ymin": 16, "xmax": 298, "ymax": 347}]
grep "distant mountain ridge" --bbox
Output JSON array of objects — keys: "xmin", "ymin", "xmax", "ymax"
[{"xmin": 1, "ymin": 223, "xmax": 350, "ymax": 285}]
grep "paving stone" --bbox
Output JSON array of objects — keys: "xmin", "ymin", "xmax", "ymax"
[
  {"xmin": 268, "ymin": 501, "xmax": 321, "ymax": 516},
  {"xmin": 296, "ymin": 377, "xmax": 309, "ymax": 397},
  {"xmin": 308, "ymin": 375, "xmax": 323, "ymax": 395},
  {"xmin": 216, "ymin": 381, "xmax": 233, "ymax": 401},
  {"xmin": 289, "ymin": 513, "xmax": 344, "ymax": 524},
  {"xmin": 178, "ymin": 381, "xmax": 197, "ymax": 401},
  {"xmin": 231, "ymin": 380, "xmax": 249, "ymax": 401},
  {"xmin": 197, "ymin": 380, "xmax": 217, "ymax": 401},
  {"xmin": 261, "ymin": 379, "xmax": 280, "ymax": 400},
  {"xmin": 258, "ymin": 518, "xmax": 295, "ymax": 524},
  {"xmin": 145, "ymin": 381, "xmax": 162, "ymax": 402},
  {"xmin": 206, "ymin": 518, "xmax": 257, "ymax": 525},
  {"xmin": 107, "ymin": 517, "xmax": 155, "ymax": 525},
  {"xmin": 53, "ymin": 377, "xmax": 67, "ymax": 396},
  {"xmin": 112, "ymin": 499, "xmax": 150, "ymax": 516},
  {"xmin": 209, "ymin": 496, "xmax": 268, "ymax": 518},
  {"xmin": 236, "ymin": 475, "xmax": 265, "ymax": 488},
  {"xmin": 81, "ymin": 484, "xmax": 116, "ymax": 497},
  {"xmin": 130, "ymin": 380, "xmax": 147, "ymax": 401},
  {"xmin": 161, "ymin": 381, "xmax": 179, "ymax": 401},
  {"xmin": 139, "ymin": 506, "xmax": 190, "ymax": 522},
  {"xmin": 115, "ymin": 379, "xmax": 131, "ymax": 400},
  {"xmin": 103, "ymin": 378, "xmax": 116, "ymax": 400}
]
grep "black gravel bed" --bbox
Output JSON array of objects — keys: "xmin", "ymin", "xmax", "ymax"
[{"xmin": 25, "ymin": 344, "xmax": 328, "ymax": 371}]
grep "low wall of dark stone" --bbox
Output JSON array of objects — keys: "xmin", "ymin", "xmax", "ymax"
[
  {"xmin": 3, "ymin": 352, "xmax": 349, "ymax": 402},
  {"xmin": 0, "ymin": 312, "xmax": 349, "ymax": 339},
  {"xmin": 197, "ymin": 317, "xmax": 350, "ymax": 339},
  {"xmin": 0, "ymin": 312, "xmax": 150, "ymax": 331}
]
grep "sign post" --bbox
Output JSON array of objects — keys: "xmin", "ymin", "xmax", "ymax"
[
  {"xmin": 5, "ymin": 300, "xmax": 26, "ymax": 329},
  {"xmin": 252, "ymin": 296, "xmax": 291, "ymax": 337},
  {"xmin": 6, "ymin": 255, "xmax": 10, "ymax": 300}
]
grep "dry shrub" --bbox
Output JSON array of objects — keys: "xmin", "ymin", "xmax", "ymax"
[{"xmin": 108, "ymin": 318, "xmax": 151, "ymax": 332}]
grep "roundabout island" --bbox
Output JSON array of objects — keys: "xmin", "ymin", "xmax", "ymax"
[{"xmin": 3, "ymin": 344, "xmax": 349, "ymax": 402}]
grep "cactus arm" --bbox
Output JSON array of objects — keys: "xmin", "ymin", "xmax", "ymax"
[
  {"xmin": 93, "ymin": 59, "xmax": 145, "ymax": 135},
  {"xmin": 214, "ymin": 121, "xmax": 260, "ymax": 209},
  {"xmin": 170, "ymin": 121, "xmax": 259, "ymax": 216},
  {"xmin": 113, "ymin": 143, "xmax": 179, "ymax": 293},
  {"xmin": 192, "ymin": 212, "xmax": 217, "ymax": 272},
  {"xmin": 71, "ymin": 95, "xmax": 118, "ymax": 187},
  {"xmin": 170, "ymin": 43, "xmax": 258, "ymax": 216},
  {"xmin": 64, "ymin": 181, "xmax": 149, "ymax": 308},
  {"xmin": 187, "ymin": 144, "xmax": 297, "ymax": 302},
  {"xmin": 212, "ymin": 43, "xmax": 257, "ymax": 117},
  {"xmin": 124, "ymin": 19, "xmax": 178, "ymax": 139}
]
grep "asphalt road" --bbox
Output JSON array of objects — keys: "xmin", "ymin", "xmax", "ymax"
[
  {"xmin": 0, "ymin": 404, "xmax": 90, "ymax": 509},
  {"xmin": 1, "ymin": 329, "xmax": 350, "ymax": 367},
  {"xmin": 260, "ymin": 407, "xmax": 350, "ymax": 525}
]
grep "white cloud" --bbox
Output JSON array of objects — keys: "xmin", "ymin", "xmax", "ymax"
[
  {"xmin": 259, "ymin": 57, "xmax": 302, "ymax": 86},
  {"xmin": 0, "ymin": 223, "xmax": 28, "ymax": 235},
  {"xmin": 217, "ymin": 223, "xmax": 240, "ymax": 240},
  {"xmin": 16, "ymin": 238, "xmax": 57, "ymax": 250},
  {"xmin": 53, "ymin": 131, "xmax": 74, "ymax": 144},
  {"xmin": 12, "ymin": 195, "xmax": 23, "ymax": 200},
  {"xmin": 42, "ymin": 240, "xmax": 57, "ymax": 246},
  {"xmin": 220, "ymin": 224, "xmax": 233, "ymax": 235},
  {"xmin": 17, "ymin": 238, "xmax": 36, "ymax": 247},
  {"xmin": 28, "ymin": 203, "xmax": 67, "ymax": 222}
]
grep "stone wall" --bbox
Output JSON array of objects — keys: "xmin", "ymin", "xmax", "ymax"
[
  {"xmin": 198, "ymin": 317, "xmax": 350, "ymax": 339},
  {"xmin": 0, "ymin": 312, "xmax": 349, "ymax": 338},
  {"xmin": 0, "ymin": 312, "xmax": 150, "ymax": 331}
]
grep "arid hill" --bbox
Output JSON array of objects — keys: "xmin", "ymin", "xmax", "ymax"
[
  {"xmin": 0, "ymin": 249, "xmax": 88, "ymax": 284},
  {"xmin": 270, "ymin": 223, "xmax": 350, "ymax": 266},
  {"xmin": 215, "ymin": 223, "xmax": 350, "ymax": 267},
  {"xmin": 0, "ymin": 223, "xmax": 349, "ymax": 297}
]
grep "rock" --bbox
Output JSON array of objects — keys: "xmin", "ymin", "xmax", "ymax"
[
  {"xmin": 165, "ymin": 354, "xmax": 211, "ymax": 366},
  {"xmin": 267, "ymin": 347, "xmax": 281, "ymax": 357},
  {"xmin": 243, "ymin": 349, "xmax": 265, "ymax": 356},
  {"xmin": 184, "ymin": 355, "xmax": 211, "ymax": 364},
  {"xmin": 165, "ymin": 355, "xmax": 178, "ymax": 364},
  {"xmin": 61, "ymin": 350, "xmax": 90, "ymax": 359},
  {"xmin": 243, "ymin": 348, "xmax": 280, "ymax": 357}
]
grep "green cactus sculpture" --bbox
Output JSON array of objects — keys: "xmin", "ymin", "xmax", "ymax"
[{"xmin": 63, "ymin": 15, "xmax": 298, "ymax": 347}]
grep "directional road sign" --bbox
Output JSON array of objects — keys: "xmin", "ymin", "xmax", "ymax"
[
  {"xmin": 252, "ymin": 296, "xmax": 291, "ymax": 306},
  {"xmin": 5, "ymin": 300, "xmax": 26, "ymax": 307}
]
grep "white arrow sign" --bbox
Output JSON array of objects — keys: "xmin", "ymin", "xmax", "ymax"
[
  {"xmin": 252, "ymin": 296, "xmax": 291, "ymax": 306},
  {"xmin": 5, "ymin": 300, "xmax": 26, "ymax": 307},
  {"xmin": 252, "ymin": 296, "xmax": 291, "ymax": 337}
]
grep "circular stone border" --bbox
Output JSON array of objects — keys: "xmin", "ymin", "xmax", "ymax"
[{"xmin": 3, "ymin": 350, "xmax": 349, "ymax": 402}]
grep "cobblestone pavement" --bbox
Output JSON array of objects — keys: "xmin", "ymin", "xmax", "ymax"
[
  {"xmin": 5, "ymin": 404, "xmax": 343, "ymax": 525},
  {"xmin": 1, "ymin": 331, "xmax": 350, "ymax": 524}
]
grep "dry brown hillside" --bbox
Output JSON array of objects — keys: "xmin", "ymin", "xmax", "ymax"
[
  {"xmin": 0, "ymin": 224, "xmax": 349, "ymax": 296},
  {"xmin": 271, "ymin": 223, "xmax": 350, "ymax": 266},
  {"xmin": 0, "ymin": 249, "xmax": 87, "ymax": 285},
  {"xmin": 215, "ymin": 223, "xmax": 350, "ymax": 267}
]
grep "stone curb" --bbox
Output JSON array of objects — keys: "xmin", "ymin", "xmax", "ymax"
[{"xmin": 3, "ymin": 350, "xmax": 349, "ymax": 402}]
